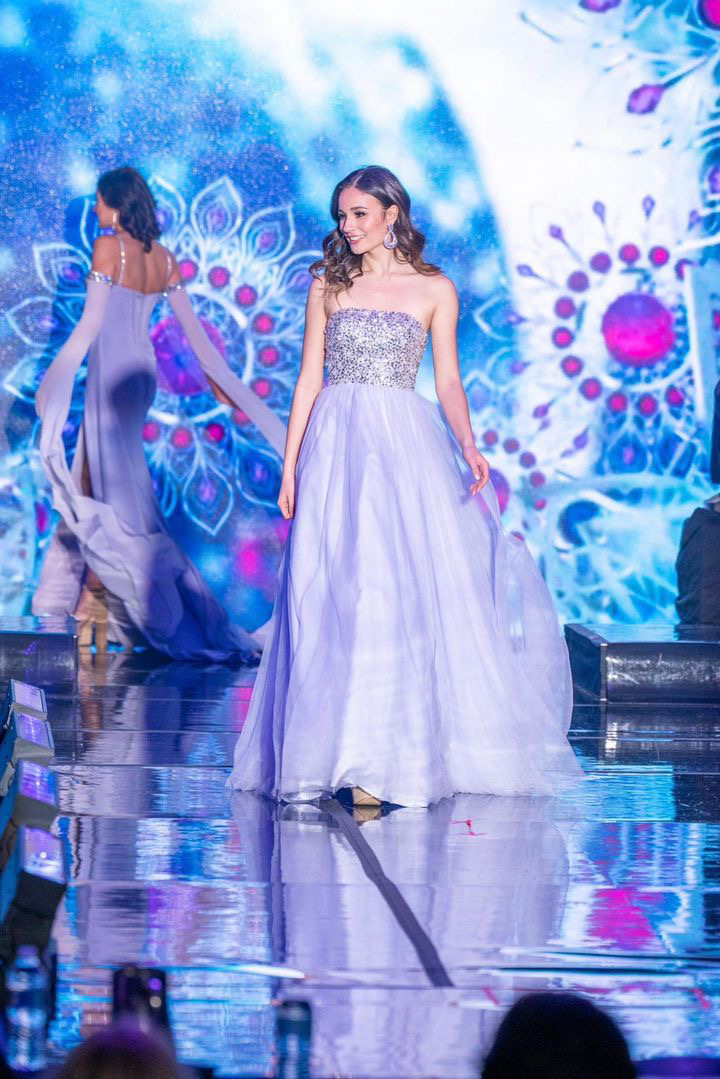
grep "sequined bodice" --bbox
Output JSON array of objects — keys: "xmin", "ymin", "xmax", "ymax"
[{"xmin": 325, "ymin": 308, "xmax": 427, "ymax": 390}]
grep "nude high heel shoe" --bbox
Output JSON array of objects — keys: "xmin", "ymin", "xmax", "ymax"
[
  {"xmin": 75, "ymin": 580, "xmax": 109, "ymax": 653},
  {"xmin": 352, "ymin": 786, "xmax": 382, "ymax": 807}
]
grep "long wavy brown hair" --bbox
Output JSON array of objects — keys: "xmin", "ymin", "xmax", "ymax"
[{"xmin": 310, "ymin": 166, "xmax": 440, "ymax": 294}]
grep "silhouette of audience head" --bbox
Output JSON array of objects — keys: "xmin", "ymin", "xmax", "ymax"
[
  {"xmin": 482, "ymin": 992, "xmax": 636, "ymax": 1079},
  {"xmin": 56, "ymin": 1018, "xmax": 183, "ymax": 1079}
]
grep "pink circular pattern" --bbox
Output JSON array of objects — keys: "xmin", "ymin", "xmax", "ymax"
[
  {"xmin": 555, "ymin": 297, "xmax": 576, "ymax": 319},
  {"xmin": 580, "ymin": 377, "xmax": 603, "ymax": 400},
  {"xmin": 553, "ymin": 327, "xmax": 575, "ymax": 349},
  {"xmin": 601, "ymin": 292, "xmax": 675, "ymax": 366},
  {"xmin": 252, "ymin": 377, "xmax": 272, "ymax": 399},
  {"xmin": 619, "ymin": 243, "xmax": 641, "ymax": 264},
  {"xmin": 152, "ymin": 316, "xmax": 228, "ymax": 396},
  {"xmin": 259, "ymin": 345, "xmax": 280, "ymax": 367},
  {"xmin": 649, "ymin": 246, "xmax": 670, "ymax": 267},
  {"xmin": 607, "ymin": 392, "xmax": 628, "ymax": 414},
  {"xmin": 143, "ymin": 421, "xmax": 161, "ymax": 443},
  {"xmin": 665, "ymin": 385, "xmax": 685, "ymax": 408},
  {"xmin": 700, "ymin": 0, "xmax": 720, "ymax": 28},
  {"xmin": 590, "ymin": 252, "xmax": 612, "ymax": 273},
  {"xmin": 253, "ymin": 313, "xmax": 275, "ymax": 334},
  {"xmin": 567, "ymin": 271, "xmax": 590, "ymax": 292},
  {"xmin": 171, "ymin": 426, "xmax": 193, "ymax": 449},
  {"xmin": 178, "ymin": 259, "xmax": 198, "ymax": 282},
  {"xmin": 637, "ymin": 393, "xmax": 658, "ymax": 417},
  {"xmin": 235, "ymin": 284, "xmax": 257, "ymax": 307},
  {"xmin": 529, "ymin": 471, "xmax": 546, "ymax": 488},
  {"xmin": 520, "ymin": 451, "xmax": 536, "ymax": 468},
  {"xmin": 561, "ymin": 355, "xmax": 584, "ymax": 378},
  {"xmin": 503, "ymin": 437, "xmax": 520, "ymax": 453},
  {"xmin": 483, "ymin": 429, "xmax": 499, "ymax": 446},
  {"xmin": 205, "ymin": 421, "xmax": 226, "ymax": 443},
  {"xmin": 208, "ymin": 266, "xmax": 230, "ymax": 289}
]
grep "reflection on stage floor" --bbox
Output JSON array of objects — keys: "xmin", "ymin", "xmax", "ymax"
[{"xmin": 43, "ymin": 652, "xmax": 720, "ymax": 1076}]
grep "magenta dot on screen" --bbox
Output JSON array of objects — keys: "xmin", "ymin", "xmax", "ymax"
[
  {"xmin": 483, "ymin": 429, "xmax": 499, "ymax": 446},
  {"xmin": 530, "ymin": 471, "xmax": 546, "ymax": 488},
  {"xmin": 504, "ymin": 438, "xmax": 520, "ymax": 453},
  {"xmin": 520, "ymin": 451, "xmax": 536, "ymax": 468},
  {"xmin": 489, "ymin": 468, "xmax": 510, "ymax": 514},
  {"xmin": 235, "ymin": 541, "xmax": 263, "ymax": 581},
  {"xmin": 533, "ymin": 403, "xmax": 550, "ymax": 418},
  {"xmin": 580, "ymin": 377, "xmax": 603, "ymax": 400},
  {"xmin": 637, "ymin": 394, "xmax": 658, "ymax": 416},
  {"xmin": 700, "ymin": 0, "xmax": 720, "ymax": 29},
  {"xmin": 235, "ymin": 284, "xmax": 257, "ymax": 306},
  {"xmin": 567, "ymin": 271, "xmax": 590, "ymax": 292},
  {"xmin": 555, "ymin": 297, "xmax": 576, "ymax": 319},
  {"xmin": 665, "ymin": 385, "xmax": 685, "ymax": 408},
  {"xmin": 580, "ymin": 0, "xmax": 621, "ymax": 9},
  {"xmin": 252, "ymin": 378, "xmax": 272, "ymax": 398},
  {"xmin": 178, "ymin": 259, "xmax": 198, "ymax": 281},
  {"xmin": 561, "ymin": 355, "xmax": 584, "ymax": 377},
  {"xmin": 259, "ymin": 346, "xmax": 280, "ymax": 366},
  {"xmin": 253, "ymin": 312, "xmax": 275, "ymax": 334},
  {"xmin": 35, "ymin": 503, "xmax": 49, "ymax": 534},
  {"xmin": 590, "ymin": 252, "xmax": 612, "ymax": 273},
  {"xmin": 534, "ymin": 498, "xmax": 547, "ymax": 510},
  {"xmin": 171, "ymin": 427, "xmax": 192, "ymax": 449},
  {"xmin": 607, "ymin": 392, "xmax": 628, "ymax": 413},
  {"xmin": 208, "ymin": 266, "xmax": 230, "ymax": 289},
  {"xmin": 619, "ymin": 243, "xmax": 641, "ymax": 264},
  {"xmin": 143, "ymin": 421, "xmax": 161, "ymax": 443},
  {"xmin": 205, "ymin": 422, "xmax": 225, "ymax": 443},
  {"xmin": 232, "ymin": 408, "xmax": 250, "ymax": 426},
  {"xmin": 553, "ymin": 327, "xmax": 575, "ymax": 348},
  {"xmin": 649, "ymin": 246, "xmax": 670, "ymax": 267},
  {"xmin": 601, "ymin": 292, "xmax": 675, "ymax": 366}
]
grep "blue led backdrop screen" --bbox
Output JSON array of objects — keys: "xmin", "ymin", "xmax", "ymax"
[{"xmin": 1, "ymin": 0, "xmax": 719, "ymax": 631}]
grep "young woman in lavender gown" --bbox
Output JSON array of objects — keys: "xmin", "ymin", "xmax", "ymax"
[
  {"xmin": 33, "ymin": 167, "xmax": 284, "ymax": 660},
  {"xmin": 230, "ymin": 165, "xmax": 582, "ymax": 807}
]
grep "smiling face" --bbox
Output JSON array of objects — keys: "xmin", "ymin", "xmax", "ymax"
[{"xmin": 337, "ymin": 186, "xmax": 398, "ymax": 256}]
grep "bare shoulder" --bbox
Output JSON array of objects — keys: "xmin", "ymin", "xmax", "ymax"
[
  {"xmin": 306, "ymin": 275, "xmax": 327, "ymax": 311},
  {"xmin": 91, "ymin": 234, "xmax": 118, "ymax": 274},
  {"xmin": 427, "ymin": 273, "xmax": 458, "ymax": 306}
]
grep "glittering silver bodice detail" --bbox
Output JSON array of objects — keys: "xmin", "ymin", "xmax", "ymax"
[{"xmin": 325, "ymin": 307, "xmax": 427, "ymax": 390}]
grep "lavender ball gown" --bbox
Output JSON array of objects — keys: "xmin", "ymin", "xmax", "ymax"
[
  {"xmin": 230, "ymin": 307, "xmax": 582, "ymax": 806},
  {"xmin": 33, "ymin": 252, "xmax": 285, "ymax": 660}
]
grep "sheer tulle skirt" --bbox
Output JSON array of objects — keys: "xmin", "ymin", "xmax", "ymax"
[{"xmin": 230, "ymin": 384, "xmax": 582, "ymax": 807}]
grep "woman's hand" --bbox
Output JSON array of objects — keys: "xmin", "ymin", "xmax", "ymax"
[
  {"xmin": 278, "ymin": 472, "xmax": 295, "ymax": 519},
  {"xmin": 207, "ymin": 376, "xmax": 235, "ymax": 407},
  {"xmin": 463, "ymin": 444, "xmax": 490, "ymax": 495}
]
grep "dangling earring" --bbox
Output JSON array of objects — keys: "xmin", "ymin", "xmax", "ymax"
[{"xmin": 383, "ymin": 224, "xmax": 398, "ymax": 250}]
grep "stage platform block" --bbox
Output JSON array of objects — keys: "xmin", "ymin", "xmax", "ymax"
[
  {"xmin": 565, "ymin": 623, "xmax": 720, "ymax": 703},
  {"xmin": 0, "ymin": 617, "xmax": 77, "ymax": 685}
]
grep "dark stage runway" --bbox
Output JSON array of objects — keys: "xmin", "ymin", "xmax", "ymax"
[{"xmin": 40, "ymin": 652, "xmax": 720, "ymax": 1076}]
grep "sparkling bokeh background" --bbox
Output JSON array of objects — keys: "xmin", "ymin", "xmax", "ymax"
[{"xmin": 1, "ymin": 0, "xmax": 719, "ymax": 631}]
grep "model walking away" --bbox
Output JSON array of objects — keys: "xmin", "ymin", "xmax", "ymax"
[{"xmin": 34, "ymin": 166, "xmax": 284, "ymax": 660}]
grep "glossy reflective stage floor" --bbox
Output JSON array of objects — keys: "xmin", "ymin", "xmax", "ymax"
[{"xmin": 46, "ymin": 652, "xmax": 720, "ymax": 1077}]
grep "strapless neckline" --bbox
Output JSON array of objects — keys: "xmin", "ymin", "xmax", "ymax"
[{"xmin": 328, "ymin": 306, "xmax": 428, "ymax": 336}]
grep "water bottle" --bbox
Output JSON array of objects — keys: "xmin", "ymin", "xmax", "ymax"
[{"xmin": 4, "ymin": 946, "xmax": 48, "ymax": 1072}]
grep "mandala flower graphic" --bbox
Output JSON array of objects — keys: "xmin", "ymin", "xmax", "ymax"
[
  {"xmin": 5, "ymin": 176, "xmax": 315, "ymax": 541},
  {"xmin": 469, "ymin": 196, "xmax": 710, "ymax": 623}
]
